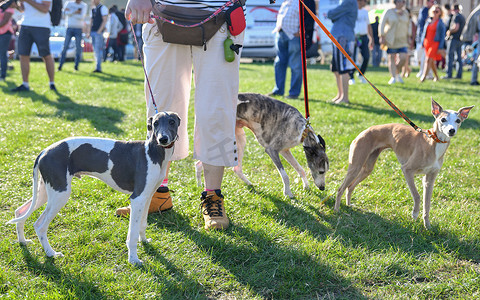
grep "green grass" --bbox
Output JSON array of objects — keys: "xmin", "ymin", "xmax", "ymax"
[{"xmin": 1, "ymin": 57, "xmax": 479, "ymax": 299}]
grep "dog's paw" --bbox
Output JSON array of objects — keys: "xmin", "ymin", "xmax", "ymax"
[
  {"xmin": 19, "ymin": 239, "xmax": 33, "ymax": 245},
  {"xmin": 46, "ymin": 251, "xmax": 64, "ymax": 258},
  {"xmin": 423, "ymin": 218, "xmax": 431, "ymax": 230},
  {"xmin": 411, "ymin": 210, "xmax": 420, "ymax": 220},
  {"xmin": 129, "ymin": 257, "xmax": 144, "ymax": 266}
]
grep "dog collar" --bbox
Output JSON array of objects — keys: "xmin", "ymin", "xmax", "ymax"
[
  {"xmin": 160, "ymin": 134, "xmax": 178, "ymax": 149},
  {"xmin": 162, "ymin": 142, "xmax": 175, "ymax": 149},
  {"xmin": 301, "ymin": 125, "xmax": 315, "ymax": 143},
  {"xmin": 426, "ymin": 129, "xmax": 448, "ymax": 144}
]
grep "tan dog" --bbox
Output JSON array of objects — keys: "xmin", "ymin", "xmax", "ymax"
[{"xmin": 335, "ymin": 99, "xmax": 474, "ymax": 229}]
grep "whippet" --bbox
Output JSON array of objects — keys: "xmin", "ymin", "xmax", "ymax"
[
  {"xmin": 7, "ymin": 112, "xmax": 180, "ymax": 265},
  {"xmin": 196, "ymin": 93, "xmax": 329, "ymax": 198},
  {"xmin": 335, "ymin": 99, "xmax": 474, "ymax": 229}
]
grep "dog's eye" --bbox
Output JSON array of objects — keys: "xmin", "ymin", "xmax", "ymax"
[
  {"xmin": 154, "ymin": 121, "xmax": 159, "ymax": 127},
  {"xmin": 455, "ymin": 119, "xmax": 461, "ymax": 124},
  {"xmin": 169, "ymin": 120, "xmax": 175, "ymax": 125},
  {"xmin": 441, "ymin": 118, "xmax": 447, "ymax": 122}
]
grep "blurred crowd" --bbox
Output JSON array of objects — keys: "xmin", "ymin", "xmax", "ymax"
[
  {"xmin": 0, "ymin": 0, "xmax": 144, "ymax": 87},
  {"xmin": 342, "ymin": 0, "xmax": 480, "ymax": 86}
]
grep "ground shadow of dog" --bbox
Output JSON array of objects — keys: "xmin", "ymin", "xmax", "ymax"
[{"xmin": 18, "ymin": 244, "xmax": 105, "ymax": 298}]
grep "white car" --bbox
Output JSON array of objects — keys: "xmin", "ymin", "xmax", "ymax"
[
  {"xmin": 241, "ymin": 0, "xmax": 327, "ymax": 59},
  {"xmin": 241, "ymin": 0, "xmax": 282, "ymax": 58}
]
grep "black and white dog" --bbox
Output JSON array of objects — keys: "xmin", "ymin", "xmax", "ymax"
[
  {"xmin": 7, "ymin": 112, "xmax": 180, "ymax": 265},
  {"xmin": 196, "ymin": 93, "xmax": 329, "ymax": 198}
]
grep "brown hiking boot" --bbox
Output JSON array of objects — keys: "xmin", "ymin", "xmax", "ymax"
[
  {"xmin": 200, "ymin": 190, "xmax": 229, "ymax": 230},
  {"xmin": 115, "ymin": 186, "xmax": 173, "ymax": 217}
]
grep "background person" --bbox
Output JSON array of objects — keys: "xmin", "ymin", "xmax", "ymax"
[
  {"xmin": 348, "ymin": 0, "xmax": 372, "ymax": 85},
  {"xmin": 269, "ymin": 0, "xmax": 315, "ymax": 99},
  {"xmin": 327, "ymin": 0, "xmax": 357, "ymax": 104},
  {"xmin": 443, "ymin": 4, "xmax": 465, "ymax": 79},
  {"xmin": 87, "ymin": 0, "xmax": 108, "ymax": 73},
  {"xmin": 11, "ymin": 0, "xmax": 57, "ymax": 92},
  {"xmin": 104, "ymin": 6, "xmax": 123, "ymax": 62},
  {"xmin": 419, "ymin": 4, "xmax": 446, "ymax": 82},
  {"xmin": 415, "ymin": 0, "xmax": 435, "ymax": 78},
  {"xmin": 379, "ymin": 0, "xmax": 410, "ymax": 84},
  {"xmin": 461, "ymin": 4, "xmax": 480, "ymax": 85},
  {"xmin": 400, "ymin": 8, "xmax": 416, "ymax": 78},
  {"xmin": 370, "ymin": 15, "xmax": 382, "ymax": 67},
  {"xmin": 0, "ymin": 1, "xmax": 15, "ymax": 81},
  {"xmin": 58, "ymin": 0, "xmax": 88, "ymax": 71}
]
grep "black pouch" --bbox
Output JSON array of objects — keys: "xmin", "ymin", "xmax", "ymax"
[
  {"xmin": 152, "ymin": 1, "xmax": 226, "ymax": 48},
  {"xmin": 225, "ymin": 2, "xmax": 245, "ymax": 36}
]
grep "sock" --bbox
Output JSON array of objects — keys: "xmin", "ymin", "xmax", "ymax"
[
  {"xmin": 49, "ymin": 81, "xmax": 55, "ymax": 86},
  {"xmin": 160, "ymin": 178, "xmax": 168, "ymax": 187},
  {"xmin": 22, "ymin": 82, "xmax": 29, "ymax": 88}
]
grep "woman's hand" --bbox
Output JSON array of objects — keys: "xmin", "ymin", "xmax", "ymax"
[{"xmin": 125, "ymin": 0, "xmax": 155, "ymax": 24}]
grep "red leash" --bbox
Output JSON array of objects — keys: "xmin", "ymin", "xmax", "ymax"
[
  {"xmin": 298, "ymin": 0, "xmax": 309, "ymax": 120},
  {"xmin": 298, "ymin": 0, "xmax": 428, "ymax": 136}
]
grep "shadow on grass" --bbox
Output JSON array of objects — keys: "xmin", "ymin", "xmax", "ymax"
[
  {"xmin": 141, "ymin": 242, "xmax": 209, "ymax": 299},
  {"xmin": 256, "ymin": 187, "xmax": 480, "ymax": 264},
  {"xmin": 19, "ymin": 245, "xmax": 105, "ymax": 298},
  {"xmin": 147, "ymin": 211, "xmax": 365, "ymax": 299},
  {"xmin": 3, "ymin": 87, "xmax": 125, "ymax": 134},
  {"xmin": 88, "ymin": 66, "xmax": 144, "ymax": 85}
]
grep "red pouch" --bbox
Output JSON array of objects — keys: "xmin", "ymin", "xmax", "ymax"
[{"xmin": 226, "ymin": 3, "xmax": 245, "ymax": 36}]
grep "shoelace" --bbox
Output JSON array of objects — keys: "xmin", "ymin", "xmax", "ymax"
[{"xmin": 200, "ymin": 195, "xmax": 223, "ymax": 217}]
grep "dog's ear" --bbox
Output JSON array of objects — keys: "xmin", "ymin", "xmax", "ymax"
[
  {"xmin": 147, "ymin": 116, "xmax": 153, "ymax": 132},
  {"xmin": 458, "ymin": 105, "xmax": 474, "ymax": 121},
  {"xmin": 317, "ymin": 134, "xmax": 326, "ymax": 149},
  {"xmin": 174, "ymin": 113, "xmax": 181, "ymax": 127},
  {"xmin": 431, "ymin": 98, "xmax": 443, "ymax": 118}
]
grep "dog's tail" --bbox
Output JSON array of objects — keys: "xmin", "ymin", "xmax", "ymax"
[{"xmin": 6, "ymin": 153, "xmax": 42, "ymax": 225}]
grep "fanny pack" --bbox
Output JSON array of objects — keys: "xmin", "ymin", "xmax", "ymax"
[{"xmin": 151, "ymin": 0, "xmax": 245, "ymax": 49}]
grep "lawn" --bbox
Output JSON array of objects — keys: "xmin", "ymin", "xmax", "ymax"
[{"xmin": 0, "ymin": 57, "xmax": 479, "ymax": 299}]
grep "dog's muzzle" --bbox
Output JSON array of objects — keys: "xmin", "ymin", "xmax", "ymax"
[
  {"xmin": 158, "ymin": 134, "xmax": 178, "ymax": 148},
  {"xmin": 448, "ymin": 128, "xmax": 456, "ymax": 136}
]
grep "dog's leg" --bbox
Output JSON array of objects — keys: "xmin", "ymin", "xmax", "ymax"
[
  {"xmin": 233, "ymin": 127, "xmax": 253, "ymax": 186},
  {"xmin": 195, "ymin": 161, "xmax": 204, "ymax": 187},
  {"xmin": 401, "ymin": 167, "xmax": 422, "ymax": 221},
  {"xmin": 138, "ymin": 194, "xmax": 153, "ymax": 243},
  {"xmin": 265, "ymin": 148, "xmax": 293, "ymax": 198},
  {"xmin": 345, "ymin": 148, "xmax": 382, "ymax": 205},
  {"xmin": 335, "ymin": 167, "xmax": 362, "ymax": 211},
  {"xmin": 422, "ymin": 172, "xmax": 438, "ymax": 229},
  {"xmin": 280, "ymin": 149, "xmax": 309, "ymax": 190},
  {"xmin": 16, "ymin": 182, "xmax": 48, "ymax": 244},
  {"xmin": 33, "ymin": 185, "xmax": 71, "ymax": 258},
  {"xmin": 127, "ymin": 196, "xmax": 145, "ymax": 265}
]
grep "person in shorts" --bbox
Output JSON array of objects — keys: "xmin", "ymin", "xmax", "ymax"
[
  {"xmin": 379, "ymin": 0, "xmax": 411, "ymax": 84},
  {"xmin": 327, "ymin": 0, "xmax": 357, "ymax": 104},
  {"xmin": 11, "ymin": 0, "xmax": 56, "ymax": 92}
]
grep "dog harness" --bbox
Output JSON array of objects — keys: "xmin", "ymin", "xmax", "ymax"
[{"xmin": 426, "ymin": 129, "xmax": 448, "ymax": 144}]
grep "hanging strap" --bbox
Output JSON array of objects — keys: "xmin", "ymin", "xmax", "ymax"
[
  {"xmin": 298, "ymin": 0, "xmax": 309, "ymax": 120},
  {"xmin": 299, "ymin": 0, "xmax": 424, "ymax": 134}
]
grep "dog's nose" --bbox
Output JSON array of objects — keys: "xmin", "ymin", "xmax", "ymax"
[
  {"xmin": 159, "ymin": 136, "xmax": 169, "ymax": 144},
  {"xmin": 319, "ymin": 186, "xmax": 325, "ymax": 191},
  {"xmin": 448, "ymin": 129, "xmax": 456, "ymax": 136}
]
